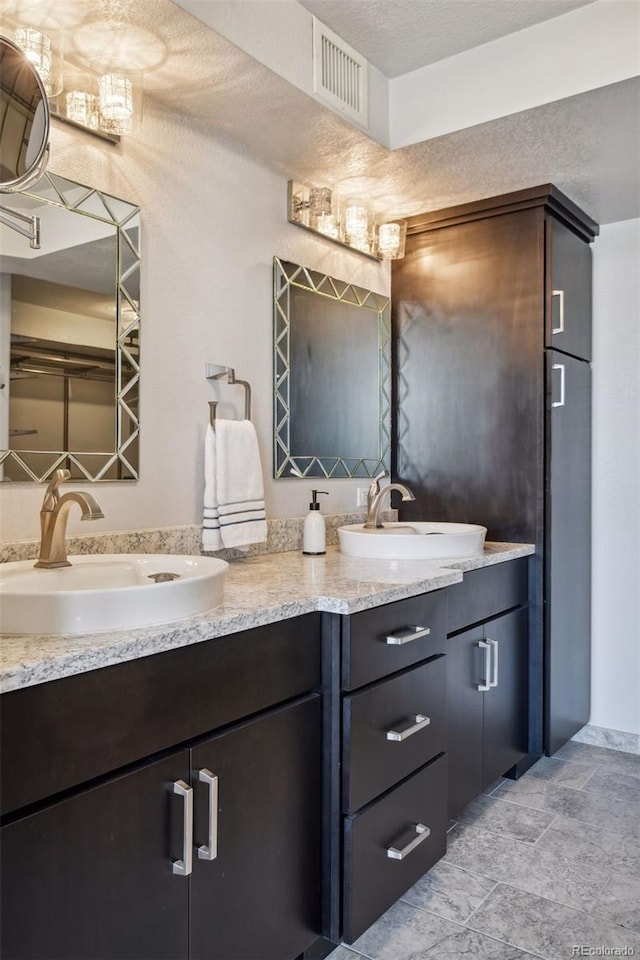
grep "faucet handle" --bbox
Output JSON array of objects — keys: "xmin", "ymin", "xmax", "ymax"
[
  {"xmin": 41, "ymin": 468, "xmax": 71, "ymax": 510},
  {"xmin": 367, "ymin": 470, "xmax": 390, "ymax": 511}
]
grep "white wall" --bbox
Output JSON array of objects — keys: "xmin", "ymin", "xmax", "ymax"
[
  {"xmin": 390, "ymin": 1, "xmax": 640, "ymax": 147},
  {"xmin": 0, "ymin": 103, "xmax": 389, "ymax": 542},
  {"xmin": 591, "ymin": 217, "xmax": 640, "ymax": 737}
]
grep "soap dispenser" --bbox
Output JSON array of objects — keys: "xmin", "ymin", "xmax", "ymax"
[{"xmin": 303, "ymin": 490, "xmax": 329, "ymax": 555}]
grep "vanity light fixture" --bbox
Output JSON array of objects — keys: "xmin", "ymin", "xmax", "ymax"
[
  {"xmin": 6, "ymin": 8, "xmax": 144, "ymax": 142},
  {"xmin": 287, "ymin": 181, "xmax": 406, "ymax": 261}
]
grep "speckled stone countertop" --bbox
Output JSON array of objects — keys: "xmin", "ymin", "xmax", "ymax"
[{"xmin": 0, "ymin": 542, "xmax": 534, "ymax": 694}]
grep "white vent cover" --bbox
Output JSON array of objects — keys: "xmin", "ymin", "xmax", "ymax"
[{"xmin": 312, "ymin": 17, "xmax": 368, "ymax": 127}]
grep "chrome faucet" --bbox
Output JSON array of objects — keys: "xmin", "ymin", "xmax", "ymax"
[
  {"xmin": 364, "ymin": 482, "xmax": 415, "ymax": 529},
  {"xmin": 35, "ymin": 469, "xmax": 104, "ymax": 569}
]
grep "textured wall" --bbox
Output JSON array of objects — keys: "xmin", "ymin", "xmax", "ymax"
[
  {"xmin": 591, "ymin": 217, "xmax": 640, "ymax": 736},
  {"xmin": 0, "ymin": 104, "xmax": 389, "ymax": 542}
]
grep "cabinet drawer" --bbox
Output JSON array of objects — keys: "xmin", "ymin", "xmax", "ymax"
[
  {"xmin": 343, "ymin": 754, "xmax": 447, "ymax": 944},
  {"xmin": 0, "ymin": 614, "xmax": 321, "ymax": 816},
  {"xmin": 446, "ymin": 558, "xmax": 528, "ymax": 635},
  {"xmin": 343, "ymin": 656, "xmax": 446, "ymax": 813},
  {"xmin": 343, "ymin": 591, "xmax": 446, "ymax": 691}
]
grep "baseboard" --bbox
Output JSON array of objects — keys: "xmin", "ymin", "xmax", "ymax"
[
  {"xmin": 300, "ymin": 936, "xmax": 338, "ymax": 959},
  {"xmin": 505, "ymin": 752, "xmax": 542, "ymax": 778},
  {"xmin": 572, "ymin": 724, "xmax": 640, "ymax": 755}
]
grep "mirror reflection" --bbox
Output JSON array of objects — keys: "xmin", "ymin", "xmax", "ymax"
[
  {"xmin": 0, "ymin": 172, "xmax": 141, "ymax": 482},
  {"xmin": 273, "ymin": 258, "xmax": 391, "ymax": 479},
  {"xmin": 0, "ymin": 36, "xmax": 50, "ymax": 191}
]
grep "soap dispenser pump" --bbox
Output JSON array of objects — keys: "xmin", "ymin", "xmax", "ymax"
[{"xmin": 303, "ymin": 490, "xmax": 329, "ymax": 555}]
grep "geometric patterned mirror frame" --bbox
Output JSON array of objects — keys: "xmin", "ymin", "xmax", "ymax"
[
  {"xmin": 1, "ymin": 172, "xmax": 140, "ymax": 482},
  {"xmin": 273, "ymin": 257, "xmax": 390, "ymax": 479}
]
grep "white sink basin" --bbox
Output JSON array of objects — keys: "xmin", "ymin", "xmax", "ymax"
[
  {"xmin": 338, "ymin": 522, "xmax": 487, "ymax": 560},
  {"xmin": 0, "ymin": 554, "xmax": 229, "ymax": 636}
]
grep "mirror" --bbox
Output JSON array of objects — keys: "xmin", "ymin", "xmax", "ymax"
[
  {"xmin": 0, "ymin": 36, "xmax": 50, "ymax": 192},
  {"xmin": 273, "ymin": 258, "xmax": 391, "ymax": 479},
  {"xmin": 0, "ymin": 172, "xmax": 141, "ymax": 482}
]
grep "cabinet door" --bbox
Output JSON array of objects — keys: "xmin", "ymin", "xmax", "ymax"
[
  {"xmin": 191, "ymin": 695, "xmax": 322, "ymax": 960},
  {"xmin": 546, "ymin": 218, "xmax": 592, "ymax": 361},
  {"xmin": 545, "ymin": 351, "xmax": 592, "ymax": 755},
  {"xmin": 393, "ymin": 208, "xmax": 543, "ymax": 544},
  {"xmin": 447, "ymin": 626, "xmax": 484, "ymax": 819},
  {"xmin": 483, "ymin": 607, "xmax": 529, "ymax": 788},
  {"xmin": 0, "ymin": 753, "xmax": 190, "ymax": 960}
]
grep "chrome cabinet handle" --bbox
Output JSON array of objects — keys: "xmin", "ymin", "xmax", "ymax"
[
  {"xmin": 386, "ymin": 625, "xmax": 431, "ymax": 645},
  {"xmin": 172, "ymin": 779, "xmax": 193, "ymax": 877},
  {"xmin": 477, "ymin": 639, "xmax": 491, "ymax": 691},
  {"xmin": 552, "ymin": 363, "xmax": 565, "ymax": 408},
  {"xmin": 552, "ymin": 289, "xmax": 565, "ymax": 334},
  {"xmin": 197, "ymin": 768, "xmax": 219, "ymax": 861},
  {"xmin": 386, "ymin": 714, "xmax": 431, "ymax": 742},
  {"xmin": 486, "ymin": 637, "xmax": 499, "ymax": 688},
  {"xmin": 386, "ymin": 823, "xmax": 430, "ymax": 860}
]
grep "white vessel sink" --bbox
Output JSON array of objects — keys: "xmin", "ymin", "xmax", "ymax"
[
  {"xmin": 0, "ymin": 554, "xmax": 229, "ymax": 636},
  {"xmin": 338, "ymin": 522, "xmax": 487, "ymax": 561}
]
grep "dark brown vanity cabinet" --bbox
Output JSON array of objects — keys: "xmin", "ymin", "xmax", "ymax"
[
  {"xmin": 338, "ymin": 590, "xmax": 448, "ymax": 944},
  {"xmin": 393, "ymin": 185, "xmax": 597, "ymax": 759},
  {"xmin": 446, "ymin": 561, "xmax": 529, "ymax": 819},
  {"xmin": 0, "ymin": 617, "xmax": 323, "ymax": 960}
]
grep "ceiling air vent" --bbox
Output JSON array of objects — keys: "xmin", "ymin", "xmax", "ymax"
[{"xmin": 312, "ymin": 17, "xmax": 368, "ymax": 127}]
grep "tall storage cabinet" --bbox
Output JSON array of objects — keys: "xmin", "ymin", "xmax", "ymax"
[{"xmin": 392, "ymin": 185, "xmax": 598, "ymax": 758}]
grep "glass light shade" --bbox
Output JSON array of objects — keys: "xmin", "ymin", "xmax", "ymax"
[
  {"xmin": 343, "ymin": 203, "xmax": 373, "ymax": 253},
  {"xmin": 14, "ymin": 22, "xmax": 63, "ymax": 97},
  {"xmin": 98, "ymin": 73, "xmax": 134, "ymax": 133},
  {"xmin": 309, "ymin": 187, "xmax": 332, "ymax": 218},
  {"xmin": 377, "ymin": 220, "xmax": 407, "ymax": 260},
  {"xmin": 316, "ymin": 213, "xmax": 340, "ymax": 239},
  {"xmin": 345, "ymin": 204, "xmax": 369, "ymax": 238},
  {"xmin": 65, "ymin": 91, "xmax": 99, "ymax": 129}
]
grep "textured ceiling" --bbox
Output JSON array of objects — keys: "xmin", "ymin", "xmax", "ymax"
[
  {"xmin": 298, "ymin": 0, "xmax": 596, "ymax": 77},
  {"xmin": 2, "ymin": 0, "xmax": 638, "ymax": 225}
]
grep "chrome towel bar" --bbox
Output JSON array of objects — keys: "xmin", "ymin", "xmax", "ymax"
[{"xmin": 205, "ymin": 363, "xmax": 252, "ymax": 427}]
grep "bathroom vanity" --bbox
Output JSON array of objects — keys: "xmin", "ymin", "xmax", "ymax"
[{"xmin": 0, "ymin": 544, "xmax": 533, "ymax": 959}]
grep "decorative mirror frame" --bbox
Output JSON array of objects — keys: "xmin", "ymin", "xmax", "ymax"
[
  {"xmin": 273, "ymin": 257, "xmax": 391, "ymax": 479},
  {"xmin": 0, "ymin": 172, "xmax": 141, "ymax": 482}
]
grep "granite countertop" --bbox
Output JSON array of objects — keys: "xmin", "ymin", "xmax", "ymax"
[{"xmin": 0, "ymin": 542, "xmax": 534, "ymax": 694}]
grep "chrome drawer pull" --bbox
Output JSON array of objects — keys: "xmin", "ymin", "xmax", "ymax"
[
  {"xmin": 197, "ymin": 768, "xmax": 219, "ymax": 861},
  {"xmin": 386, "ymin": 823, "xmax": 430, "ymax": 860},
  {"xmin": 486, "ymin": 637, "xmax": 499, "ymax": 688},
  {"xmin": 172, "ymin": 779, "xmax": 193, "ymax": 877},
  {"xmin": 386, "ymin": 625, "xmax": 431, "ymax": 645},
  {"xmin": 386, "ymin": 714, "xmax": 431, "ymax": 742},
  {"xmin": 552, "ymin": 289, "xmax": 565, "ymax": 334},
  {"xmin": 552, "ymin": 363, "xmax": 565, "ymax": 408},
  {"xmin": 477, "ymin": 640, "xmax": 491, "ymax": 692}
]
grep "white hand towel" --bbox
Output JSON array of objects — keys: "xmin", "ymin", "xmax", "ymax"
[
  {"xmin": 215, "ymin": 419, "xmax": 267, "ymax": 548},
  {"xmin": 202, "ymin": 423, "xmax": 222, "ymax": 551}
]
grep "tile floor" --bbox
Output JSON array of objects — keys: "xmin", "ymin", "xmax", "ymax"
[{"xmin": 328, "ymin": 741, "xmax": 640, "ymax": 960}]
